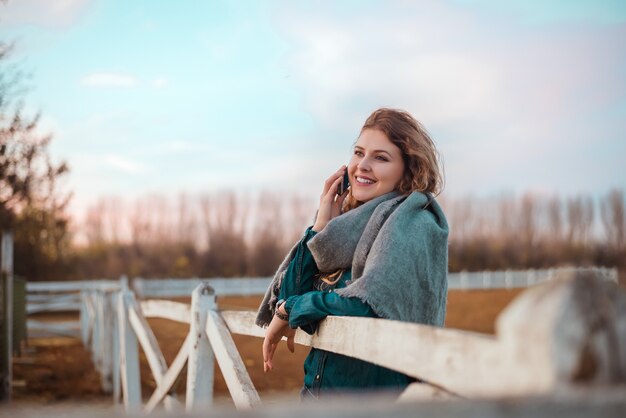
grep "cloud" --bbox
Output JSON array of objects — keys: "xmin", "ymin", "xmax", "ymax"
[
  {"xmin": 1, "ymin": 0, "xmax": 93, "ymax": 30},
  {"xmin": 81, "ymin": 73, "xmax": 138, "ymax": 88},
  {"xmin": 451, "ymin": 0, "xmax": 626, "ymax": 25},
  {"xmin": 103, "ymin": 155, "xmax": 146, "ymax": 174},
  {"xmin": 273, "ymin": 0, "xmax": 626, "ymax": 195},
  {"xmin": 152, "ymin": 77, "xmax": 169, "ymax": 89},
  {"xmin": 80, "ymin": 73, "xmax": 170, "ymax": 89}
]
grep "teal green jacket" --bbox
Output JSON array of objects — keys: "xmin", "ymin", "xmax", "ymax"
[{"xmin": 278, "ymin": 227, "xmax": 412, "ymax": 397}]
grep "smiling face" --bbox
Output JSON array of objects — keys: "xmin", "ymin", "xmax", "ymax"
[{"xmin": 348, "ymin": 128, "xmax": 406, "ymax": 203}]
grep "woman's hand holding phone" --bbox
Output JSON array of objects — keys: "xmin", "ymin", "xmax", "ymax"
[{"xmin": 312, "ymin": 165, "xmax": 349, "ymax": 232}]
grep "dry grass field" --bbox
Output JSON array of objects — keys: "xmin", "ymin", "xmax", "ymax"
[{"xmin": 12, "ymin": 288, "xmax": 525, "ymax": 405}]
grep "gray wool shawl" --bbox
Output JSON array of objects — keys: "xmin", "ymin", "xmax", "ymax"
[{"xmin": 255, "ymin": 190, "xmax": 449, "ymax": 328}]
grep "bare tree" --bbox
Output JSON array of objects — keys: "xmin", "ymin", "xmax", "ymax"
[
  {"xmin": 106, "ymin": 196, "xmax": 124, "ymax": 244},
  {"xmin": 601, "ymin": 189, "xmax": 625, "ymax": 251},
  {"xmin": 129, "ymin": 196, "xmax": 151, "ymax": 246},
  {"xmin": 546, "ymin": 196, "xmax": 563, "ymax": 243},
  {"xmin": 285, "ymin": 193, "xmax": 315, "ymax": 244},
  {"xmin": 199, "ymin": 193, "xmax": 211, "ymax": 250},
  {"xmin": 248, "ymin": 191, "xmax": 285, "ymax": 276},
  {"xmin": 519, "ymin": 193, "xmax": 537, "ymax": 248},
  {"xmin": 202, "ymin": 191, "xmax": 249, "ymax": 277},
  {"xmin": 497, "ymin": 195, "xmax": 516, "ymax": 241},
  {"xmin": 176, "ymin": 192, "xmax": 197, "ymax": 246},
  {"xmin": 83, "ymin": 199, "xmax": 106, "ymax": 246}
]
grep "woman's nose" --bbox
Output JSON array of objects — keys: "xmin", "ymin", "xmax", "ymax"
[{"xmin": 357, "ymin": 157, "xmax": 372, "ymax": 171}]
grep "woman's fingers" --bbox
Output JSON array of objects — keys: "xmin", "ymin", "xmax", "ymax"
[
  {"xmin": 263, "ymin": 341, "xmax": 276, "ymax": 372},
  {"xmin": 263, "ymin": 336, "xmax": 274, "ymax": 371},
  {"xmin": 321, "ymin": 166, "xmax": 346, "ymax": 196},
  {"xmin": 265, "ymin": 345, "xmax": 274, "ymax": 372},
  {"xmin": 262, "ymin": 337, "xmax": 270, "ymax": 372},
  {"xmin": 263, "ymin": 317, "xmax": 295, "ymax": 372},
  {"xmin": 324, "ymin": 176, "xmax": 343, "ymax": 200},
  {"xmin": 265, "ymin": 342, "xmax": 278, "ymax": 372},
  {"xmin": 335, "ymin": 186, "xmax": 349, "ymax": 209}
]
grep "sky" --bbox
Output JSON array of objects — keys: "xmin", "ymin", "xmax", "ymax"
[{"xmin": 1, "ymin": 0, "xmax": 625, "ymax": 216}]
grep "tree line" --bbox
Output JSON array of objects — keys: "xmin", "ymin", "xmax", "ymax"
[
  {"xmin": 443, "ymin": 191, "xmax": 625, "ymax": 272},
  {"xmin": 73, "ymin": 191, "xmax": 313, "ymax": 279},
  {"xmin": 67, "ymin": 189, "xmax": 624, "ymax": 280}
]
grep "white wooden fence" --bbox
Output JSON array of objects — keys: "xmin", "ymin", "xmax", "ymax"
[
  {"xmin": 75, "ymin": 268, "xmax": 626, "ymax": 415},
  {"xmin": 24, "ymin": 266, "xmax": 619, "ymax": 342},
  {"xmin": 131, "ymin": 266, "xmax": 618, "ymax": 298},
  {"xmin": 81, "ymin": 278, "xmax": 260, "ymax": 413},
  {"xmin": 25, "ymin": 266, "xmax": 616, "ymax": 340}
]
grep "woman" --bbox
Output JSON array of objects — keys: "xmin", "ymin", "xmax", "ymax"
[{"xmin": 257, "ymin": 108, "xmax": 448, "ymax": 399}]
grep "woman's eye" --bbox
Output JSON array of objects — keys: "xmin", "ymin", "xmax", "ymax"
[
  {"xmin": 376, "ymin": 155, "xmax": 388, "ymax": 161},
  {"xmin": 354, "ymin": 150, "xmax": 363, "ymax": 156}
]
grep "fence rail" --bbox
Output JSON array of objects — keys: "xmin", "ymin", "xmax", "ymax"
[
  {"xmin": 24, "ymin": 266, "xmax": 619, "ymax": 343},
  {"xmin": 71, "ymin": 268, "xmax": 626, "ymax": 414}
]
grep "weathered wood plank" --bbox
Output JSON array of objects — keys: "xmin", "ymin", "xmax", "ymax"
[
  {"xmin": 79, "ymin": 292, "xmax": 90, "ymax": 346},
  {"xmin": 206, "ymin": 310, "xmax": 260, "ymax": 409},
  {"xmin": 99, "ymin": 291, "xmax": 114, "ymax": 392},
  {"xmin": 0, "ymin": 232, "xmax": 12, "ymax": 402},
  {"xmin": 128, "ymin": 300, "xmax": 178, "ymax": 410},
  {"xmin": 186, "ymin": 284, "xmax": 215, "ymax": 412},
  {"xmin": 117, "ymin": 291, "xmax": 141, "ymax": 413},
  {"xmin": 110, "ymin": 292, "xmax": 121, "ymax": 405},
  {"xmin": 139, "ymin": 300, "xmax": 191, "ymax": 324},
  {"xmin": 27, "ymin": 301, "xmax": 82, "ymax": 314},
  {"xmin": 495, "ymin": 269, "xmax": 626, "ymax": 394},
  {"xmin": 27, "ymin": 293, "xmax": 81, "ymax": 303},
  {"xmin": 222, "ymin": 310, "xmax": 503, "ymax": 398},
  {"xmin": 26, "ymin": 280, "xmax": 119, "ymax": 292},
  {"xmin": 221, "ymin": 271, "xmax": 626, "ymax": 399},
  {"xmin": 221, "ymin": 310, "xmax": 266, "ymax": 338},
  {"xmin": 27, "ymin": 320, "xmax": 80, "ymax": 338},
  {"xmin": 133, "ymin": 277, "xmax": 273, "ymax": 298},
  {"xmin": 144, "ymin": 333, "xmax": 191, "ymax": 413}
]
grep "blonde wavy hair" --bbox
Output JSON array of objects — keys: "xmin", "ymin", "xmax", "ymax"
[
  {"xmin": 344, "ymin": 107, "xmax": 444, "ymax": 211},
  {"xmin": 321, "ymin": 108, "xmax": 444, "ymax": 285}
]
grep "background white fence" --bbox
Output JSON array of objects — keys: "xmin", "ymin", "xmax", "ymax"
[
  {"xmin": 25, "ymin": 267, "xmax": 618, "ymax": 339},
  {"xmin": 132, "ymin": 267, "xmax": 618, "ymax": 298}
]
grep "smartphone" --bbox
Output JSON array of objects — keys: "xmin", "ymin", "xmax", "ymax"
[{"xmin": 336, "ymin": 169, "xmax": 350, "ymax": 195}]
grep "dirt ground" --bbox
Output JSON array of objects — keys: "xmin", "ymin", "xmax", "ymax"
[{"xmin": 12, "ymin": 289, "xmax": 524, "ymax": 405}]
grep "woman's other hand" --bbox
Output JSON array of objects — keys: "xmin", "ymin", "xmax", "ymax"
[
  {"xmin": 262, "ymin": 314, "xmax": 295, "ymax": 372},
  {"xmin": 312, "ymin": 165, "xmax": 349, "ymax": 232}
]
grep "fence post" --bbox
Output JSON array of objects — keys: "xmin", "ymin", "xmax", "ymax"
[
  {"xmin": 1, "ymin": 232, "xmax": 14, "ymax": 402},
  {"xmin": 99, "ymin": 289, "xmax": 114, "ymax": 394},
  {"xmin": 186, "ymin": 283, "xmax": 216, "ymax": 412},
  {"xmin": 111, "ymin": 291, "xmax": 121, "ymax": 404},
  {"xmin": 496, "ymin": 269, "xmax": 626, "ymax": 393},
  {"xmin": 117, "ymin": 285, "xmax": 141, "ymax": 413},
  {"xmin": 132, "ymin": 277, "xmax": 143, "ymax": 299},
  {"xmin": 79, "ymin": 291, "xmax": 89, "ymax": 346},
  {"xmin": 89, "ymin": 291, "xmax": 98, "ymax": 365},
  {"xmin": 460, "ymin": 271, "xmax": 468, "ymax": 290}
]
